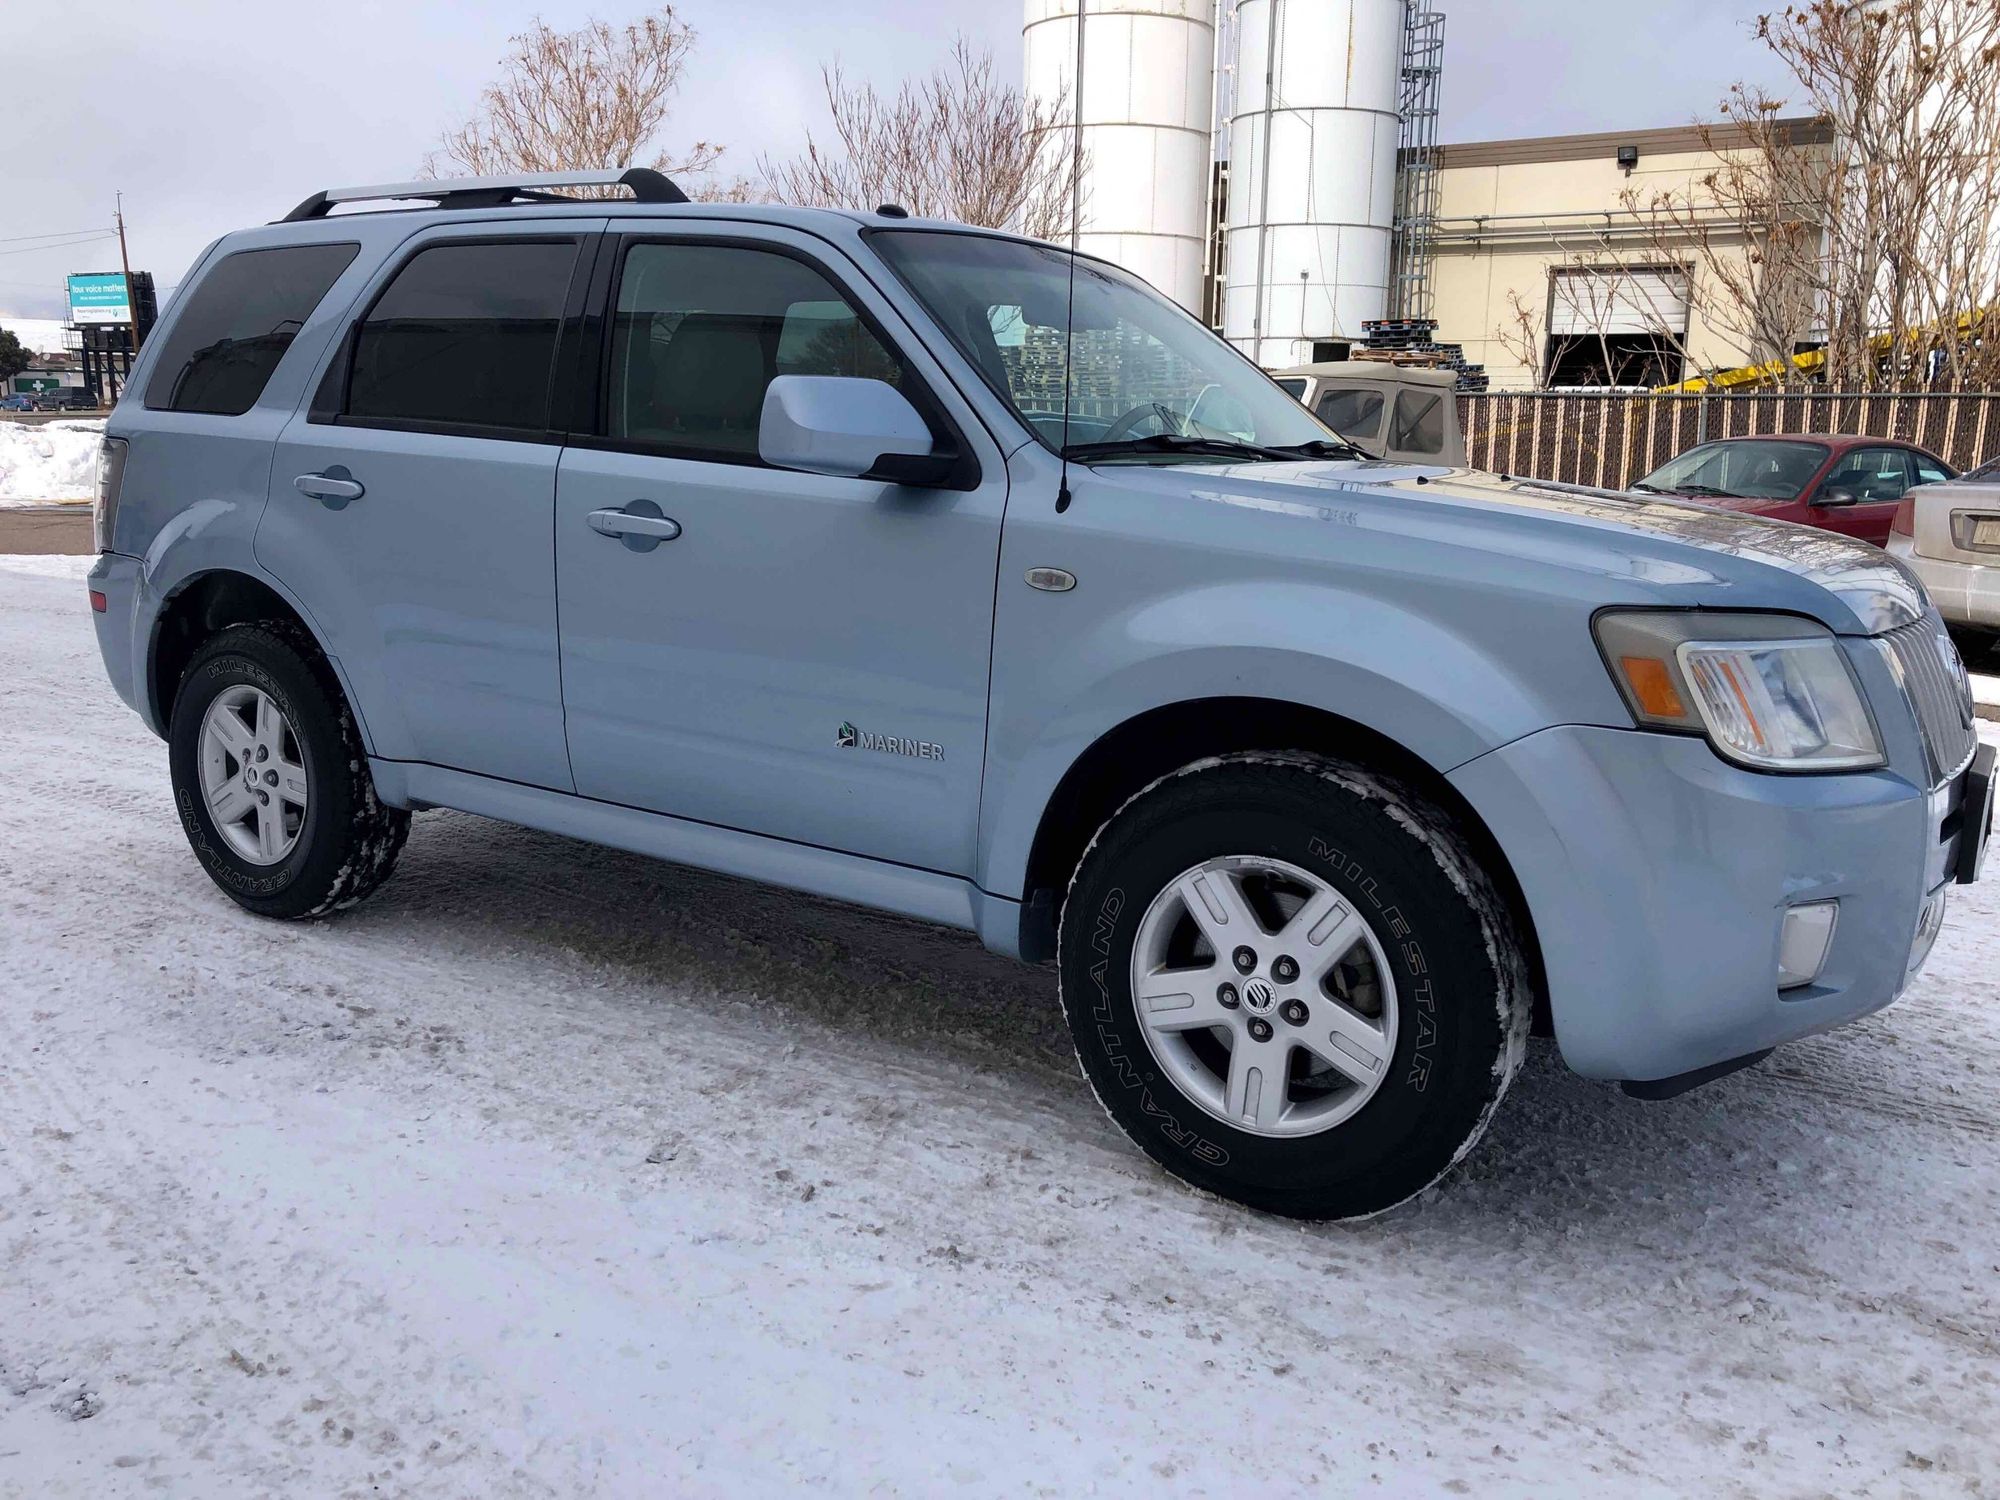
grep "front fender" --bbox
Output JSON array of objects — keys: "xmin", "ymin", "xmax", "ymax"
[{"xmin": 974, "ymin": 579, "xmax": 1573, "ymax": 900}]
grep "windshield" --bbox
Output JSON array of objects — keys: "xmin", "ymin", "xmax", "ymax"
[
  {"xmin": 871, "ymin": 229, "xmax": 1338, "ymax": 462},
  {"xmin": 1636, "ymin": 439, "xmax": 1828, "ymax": 500}
]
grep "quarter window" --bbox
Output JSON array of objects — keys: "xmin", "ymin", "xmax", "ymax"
[
  {"xmin": 607, "ymin": 243, "xmax": 905, "ymax": 461},
  {"xmin": 343, "ymin": 239, "xmax": 581, "ymax": 435},
  {"xmin": 1316, "ymin": 388, "xmax": 1384, "ymax": 440},
  {"xmin": 145, "ymin": 243, "xmax": 359, "ymax": 416},
  {"xmin": 1389, "ymin": 390, "xmax": 1446, "ymax": 454}
]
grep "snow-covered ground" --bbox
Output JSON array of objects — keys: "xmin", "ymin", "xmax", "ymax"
[
  {"xmin": 2, "ymin": 554, "xmax": 1996, "ymax": 1498},
  {"xmin": 0, "ymin": 421, "xmax": 102, "ymax": 506}
]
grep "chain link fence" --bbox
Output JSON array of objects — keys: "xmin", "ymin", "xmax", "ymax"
[{"xmin": 1456, "ymin": 392, "xmax": 2000, "ymax": 490}]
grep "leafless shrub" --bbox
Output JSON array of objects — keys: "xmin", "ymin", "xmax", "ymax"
[
  {"xmin": 760, "ymin": 38, "xmax": 1086, "ymax": 240},
  {"xmin": 426, "ymin": 8, "xmax": 725, "ymax": 190}
]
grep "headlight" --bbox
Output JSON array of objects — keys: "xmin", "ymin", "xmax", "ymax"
[{"xmin": 1594, "ymin": 611, "xmax": 1884, "ymax": 772}]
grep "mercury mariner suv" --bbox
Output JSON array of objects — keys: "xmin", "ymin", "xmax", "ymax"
[{"xmin": 86, "ymin": 170, "xmax": 1994, "ymax": 1219}]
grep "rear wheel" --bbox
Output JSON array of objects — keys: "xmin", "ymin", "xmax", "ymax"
[
  {"xmin": 1057, "ymin": 753, "xmax": 1532, "ymax": 1220},
  {"xmin": 167, "ymin": 623, "xmax": 409, "ymax": 919}
]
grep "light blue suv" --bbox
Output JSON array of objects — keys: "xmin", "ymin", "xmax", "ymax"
[{"xmin": 87, "ymin": 170, "xmax": 1993, "ymax": 1219}]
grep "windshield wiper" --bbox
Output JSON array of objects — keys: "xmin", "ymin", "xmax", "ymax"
[
  {"xmin": 1062, "ymin": 433, "xmax": 1304, "ymax": 464},
  {"xmin": 1670, "ymin": 483, "xmax": 1748, "ymax": 498},
  {"xmin": 1265, "ymin": 437, "xmax": 1373, "ymax": 462}
]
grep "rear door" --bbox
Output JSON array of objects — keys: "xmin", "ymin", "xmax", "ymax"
[
  {"xmin": 258, "ymin": 220, "xmax": 603, "ymax": 790},
  {"xmin": 552, "ymin": 226, "xmax": 1008, "ymax": 874}
]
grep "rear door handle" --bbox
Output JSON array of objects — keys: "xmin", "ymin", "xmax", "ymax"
[
  {"xmin": 587, "ymin": 502, "xmax": 682, "ymax": 552},
  {"xmin": 294, "ymin": 466, "xmax": 365, "ymax": 508}
]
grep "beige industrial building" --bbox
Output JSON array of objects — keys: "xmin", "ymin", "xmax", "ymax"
[{"xmin": 1425, "ymin": 119, "xmax": 1833, "ymax": 390}]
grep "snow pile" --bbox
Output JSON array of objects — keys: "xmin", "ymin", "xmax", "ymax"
[{"xmin": 0, "ymin": 419, "xmax": 103, "ymax": 506}]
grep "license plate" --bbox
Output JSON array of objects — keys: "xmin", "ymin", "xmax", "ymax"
[{"xmin": 1975, "ymin": 517, "xmax": 2000, "ymax": 549}]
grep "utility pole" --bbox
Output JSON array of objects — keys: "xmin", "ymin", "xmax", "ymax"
[{"xmin": 115, "ymin": 192, "xmax": 140, "ymax": 404}]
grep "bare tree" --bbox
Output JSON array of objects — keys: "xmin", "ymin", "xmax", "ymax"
[
  {"xmin": 1626, "ymin": 0, "xmax": 2000, "ymax": 391},
  {"xmin": 760, "ymin": 38, "xmax": 1085, "ymax": 240},
  {"xmin": 427, "ymin": 8, "xmax": 724, "ymax": 187}
]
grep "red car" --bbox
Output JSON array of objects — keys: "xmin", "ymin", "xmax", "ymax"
[{"xmin": 1632, "ymin": 434, "xmax": 1954, "ymax": 547}]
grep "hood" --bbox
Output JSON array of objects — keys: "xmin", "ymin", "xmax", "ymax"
[{"xmin": 1120, "ymin": 459, "xmax": 1927, "ymax": 634}]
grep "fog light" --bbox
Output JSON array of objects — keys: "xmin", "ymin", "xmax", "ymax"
[
  {"xmin": 1908, "ymin": 888, "xmax": 1948, "ymax": 978},
  {"xmin": 1777, "ymin": 900, "xmax": 1838, "ymax": 990}
]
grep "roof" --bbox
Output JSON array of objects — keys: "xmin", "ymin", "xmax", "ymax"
[
  {"xmin": 1424, "ymin": 117, "xmax": 1834, "ymax": 171},
  {"xmin": 1700, "ymin": 432, "xmax": 1944, "ymax": 455},
  {"xmin": 1271, "ymin": 361, "xmax": 1460, "ymax": 388}
]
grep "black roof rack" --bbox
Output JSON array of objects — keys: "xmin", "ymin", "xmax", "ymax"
[{"xmin": 280, "ymin": 167, "xmax": 687, "ymax": 223}]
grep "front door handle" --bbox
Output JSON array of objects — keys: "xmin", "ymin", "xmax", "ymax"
[
  {"xmin": 294, "ymin": 466, "xmax": 365, "ymax": 508},
  {"xmin": 587, "ymin": 500, "xmax": 682, "ymax": 552}
]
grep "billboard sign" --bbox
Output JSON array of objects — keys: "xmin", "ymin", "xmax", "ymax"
[
  {"xmin": 12, "ymin": 376, "xmax": 62, "ymax": 393},
  {"xmin": 66, "ymin": 272, "xmax": 131, "ymax": 325}
]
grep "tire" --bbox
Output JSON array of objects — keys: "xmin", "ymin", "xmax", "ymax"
[
  {"xmin": 167, "ymin": 622, "xmax": 409, "ymax": 920},
  {"xmin": 1947, "ymin": 624, "xmax": 1997, "ymax": 673},
  {"xmin": 1057, "ymin": 752, "xmax": 1532, "ymax": 1220}
]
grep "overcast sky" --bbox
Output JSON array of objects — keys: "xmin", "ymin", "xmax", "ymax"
[{"xmin": 1, "ymin": 0, "xmax": 1792, "ymax": 320}]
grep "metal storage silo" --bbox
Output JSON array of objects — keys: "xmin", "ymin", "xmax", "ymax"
[
  {"xmin": 1222, "ymin": 0, "xmax": 1405, "ymax": 367},
  {"xmin": 1022, "ymin": 0, "xmax": 1218, "ymax": 314}
]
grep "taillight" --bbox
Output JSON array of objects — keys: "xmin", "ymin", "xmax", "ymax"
[
  {"xmin": 1890, "ymin": 496, "xmax": 1916, "ymax": 538},
  {"xmin": 93, "ymin": 437, "xmax": 128, "ymax": 553}
]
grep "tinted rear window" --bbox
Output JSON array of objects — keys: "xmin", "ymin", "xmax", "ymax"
[
  {"xmin": 343, "ymin": 239, "xmax": 580, "ymax": 434},
  {"xmin": 145, "ymin": 243, "xmax": 359, "ymax": 415}
]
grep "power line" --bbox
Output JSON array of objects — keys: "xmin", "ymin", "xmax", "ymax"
[
  {"xmin": 0, "ymin": 228, "xmax": 113, "ymax": 245},
  {"xmin": 0, "ymin": 233, "xmax": 117, "ymax": 261}
]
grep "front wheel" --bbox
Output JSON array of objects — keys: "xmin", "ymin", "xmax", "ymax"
[{"xmin": 1058, "ymin": 753, "xmax": 1532, "ymax": 1220}]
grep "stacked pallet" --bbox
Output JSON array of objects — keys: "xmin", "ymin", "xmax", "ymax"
[{"xmin": 1357, "ymin": 318, "xmax": 1489, "ymax": 393}]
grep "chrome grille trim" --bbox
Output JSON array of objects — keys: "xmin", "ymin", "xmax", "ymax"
[{"xmin": 1880, "ymin": 619, "xmax": 1978, "ymax": 787}]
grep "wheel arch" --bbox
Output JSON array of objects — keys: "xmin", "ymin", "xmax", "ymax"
[
  {"xmin": 1011, "ymin": 696, "xmax": 1550, "ymax": 1031},
  {"xmin": 147, "ymin": 569, "xmax": 348, "ymax": 739}
]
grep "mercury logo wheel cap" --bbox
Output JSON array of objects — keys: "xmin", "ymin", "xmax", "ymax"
[{"xmin": 1242, "ymin": 978, "xmax": 1275, "ymax": 1014}]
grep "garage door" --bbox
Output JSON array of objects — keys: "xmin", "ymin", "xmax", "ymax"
[{"xmin": 1548, "ymin": 267, "xmax": 1690, "ymax": 336}]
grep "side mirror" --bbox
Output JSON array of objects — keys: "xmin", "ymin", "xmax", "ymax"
[
  {"xmin": 1814, "ymin": 486, "xmax": 1861, "ymax": 507},
  {"xmin": 759, "ymin": 375, "xmax": 954, "ymax": 486}
]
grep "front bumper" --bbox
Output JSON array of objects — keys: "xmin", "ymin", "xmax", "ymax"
[
  {"xmin": 1450, "ymin": 723, "xmax": 1969, "ymax": 1082},
  {"xmin": 1888, "ymin": 534, "xmax": 2000, "ymax": 629}
]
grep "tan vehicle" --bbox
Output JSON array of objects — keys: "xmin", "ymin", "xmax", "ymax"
[
  {"xmin": 1887, "ymin": 458, "xmax": 2000, "ymax": 649},
  {"xmin": 1271, "ymin": 361, "xmax": 1465, "ymax": 465}
]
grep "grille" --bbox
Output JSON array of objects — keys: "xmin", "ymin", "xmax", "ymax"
[{"xmin": 1881, "ymin": 619, "xmax": 1978, "ymax": 786}]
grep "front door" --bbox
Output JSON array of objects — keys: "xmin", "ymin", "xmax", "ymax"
[
  {"xmin": 258, "ymin": 221, "xmax": 602, "ymax": 791},
  {"xmin": 553, "ymin": 229, "xmax": 1007, "ymax": 875}
]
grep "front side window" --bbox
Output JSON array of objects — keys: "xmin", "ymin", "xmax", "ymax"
[
  {"xmin": 872, "ymin": 230, "xmax": 1333, "ymax": 461},
  {"xmin": 1819, "ymin": 446, "xmax": 1913, "ymax": 502},
  {"xmin": 344, "ymin": 239, "xmax": 581, "ymax": 434},
  {"xmin": 145, "ymin": 242, "xmax": 359, "ymax": 415},
  {"xmin": 607, "ymin": 242, "xmax": 905, "ymax": 461},
  {"xmin": 1636, "ymin": 440, "xmax": 1829, "ymax": 500}
]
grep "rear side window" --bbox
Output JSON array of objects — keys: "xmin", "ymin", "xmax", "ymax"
[
  {"xmin": 145, "ymin": 243, "xmax": 359, "ymax": 415},
  {"xmin": 1316, "ymin": 387, "xmax": 1384, "ymax": 440},
  {"xmin": 343, "ymin": 239, "xmax": 581, "ymax": 435}
]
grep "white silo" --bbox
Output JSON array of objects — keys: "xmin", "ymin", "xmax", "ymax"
[
  {"xmin": 1022, "ymin": 0, "xmax": 1218, "ymax": 313},
  {"xmin": 1223, "ymin": 0, "xmax": 1406, "ymax": 367}
]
